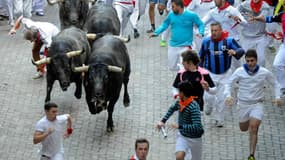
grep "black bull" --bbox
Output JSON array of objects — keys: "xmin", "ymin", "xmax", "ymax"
[
  {"xmin": 76, "ymin": 35, "xmax": 130, "ymax": 132},
  {"xmin": 47, "ymin": 0, "xmax": 92, "ymax": 30},
  {"xmin": 36, "ymin": 27, "xmax": 91, "ymax": 102},
  {"xmin": 84, "ymin": 3, "xmax": 120, "ymax": 35}
]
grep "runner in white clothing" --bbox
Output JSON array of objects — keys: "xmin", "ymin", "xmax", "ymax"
[
  {"xmin": 9, "ymin": 15, "xmax": 60, "ymax": 79},
  {"xmin": 238, "ymin": 0, "xmax": 270, "ymax": 67},
  {"xmin": 113, "ymin": 0, "xmax": 134, "ymax": 37},
  {"xmin": 187, "ymin": 0, "xmax": 215, "ymax": 50},
  {"xmin": 129, "ymin": 0, "xmax": 147, "ymax": 38},
  {"xmin": 33, "ymin": 102, "xmax": 73, "ymax": 160},
  {"xmin": 224, "ymin": 49, "xmax": 283, "ymax": 160}
]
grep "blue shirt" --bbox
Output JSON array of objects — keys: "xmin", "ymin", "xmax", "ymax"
[
  {"xmin": 154, "ymin": 10, "xmax": 204, "ymax": 47},
  {"xmin": 199, "ymin": 36, "xmax": 244, "ymax": 74}
]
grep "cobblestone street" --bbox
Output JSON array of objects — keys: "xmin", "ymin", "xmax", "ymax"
[{"xmin": 0, "ymin": 4, "xmax": 284, "ymax": 160}]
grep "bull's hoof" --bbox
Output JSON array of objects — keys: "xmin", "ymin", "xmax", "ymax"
[
  {"xmin": 96, "ymin": 107, "xmax": 103, "ymax": 113},
  {"xmin": 123, "ymin": 96, "xmax": 130, "ymax": 107},
  {"xmin": 74, "ymin": 92, "xmax": 81, "ymax": 99},
  {"xmin": 124, "ymin": 101, "xmax": 130, "ymax": 107},
  {"xmin": 88, "ymin": 108, "xmax": 97, "ymax": 114},
  {"xmin": 107, "ymin": 126, "xmax": 114, "ymax": 132}
]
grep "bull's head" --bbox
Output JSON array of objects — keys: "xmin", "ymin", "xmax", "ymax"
[
  {"xmin": 34, "ymin": 50, "xmax": 82, "ymax": 91},
  {"xmin": 74, "ymin": 64, "xmax": 123, "ymax": 110}
]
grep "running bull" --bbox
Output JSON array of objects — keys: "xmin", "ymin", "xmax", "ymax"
[
  {"xmin": 84, "ymin": 3, "xmax": 120, "ymax": 35},
  {"xmin": 47, "ymin": 0, "xmax": 94, "ymax": 30},
  {"xmin": 74, "ymin": 34, "xmax": 131, "ymax": 132},
  {"xmin": 34, "ymin": 27, "xmax": 91, "ymax": 102}
]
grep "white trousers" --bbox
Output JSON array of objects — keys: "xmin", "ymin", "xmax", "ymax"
[
  {"xmin": 273, "ymin": 43, "xmax": 285, "ymax": 89},
  {"xmin": 113, "ymin": 3, "xmax": 133, "ymax": 36},
  {"xmin": 204, "ymin": 70, "xmax": 232, "ymax": 122},
  {"xmin": 129, "ymin": 0, "xmax": 147, "ymax": 29},
  {"xmin": 0, "ymin": 0, "xmax": 13, "ymax": 22},
  {"xmin": 161, "ymin": 27, "xmax": 170, "ymax": 42},
  {"xmin": 266, "ymin": 6, "xmax": 281, "ymax": 46},
  {"xmin": 241, "ymin": 35, "xmax": 269, "ymax": 67},
  {"xmin": 14, "ymin": 0, "xmax": 32, "ymax": 18},
  {"xmin": 176, "ymin": 131, "xmax": 202, "ymax": 160},
  {"xmin": 167, "ymin": 46, "xmax": 190, "ymax": 71}
]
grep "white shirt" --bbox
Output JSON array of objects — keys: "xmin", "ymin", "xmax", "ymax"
[
  {"xmin": 35, "ymin": 114, "xmax": 68, "ymax": 157},
  {"xmin": 187, "ymin": 0, "xmax": 216, "ymax": 18},
  {"xmin": 225, "ymin": 66, "xmax": 281, "ymax": 104},
  {"xmin": 22, "ymin": 18, "xmax": 59, "ymax": 48},
  {"xmin": 238, "ymin": 1, "xmax": 270, "ymax": 38},
  {"xmin": 203, "ymin": 5, "xmax": 247, "ymax": 40}
]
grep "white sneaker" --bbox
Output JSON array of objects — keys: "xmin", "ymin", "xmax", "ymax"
[{"xmin": 33, "ymin": 72, "xmax": 44, "ymax": 79}]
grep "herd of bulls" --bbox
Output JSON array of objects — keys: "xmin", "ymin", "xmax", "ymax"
[{"xmin": 35, "ymin": 0, "xmax": 132, "ymax": 132}]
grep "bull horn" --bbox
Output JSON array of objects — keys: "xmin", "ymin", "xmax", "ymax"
[
  {"xmin": 86, "ymin": 33, "xmax": 97, "ymax": 40},
  {"xmin": 113, "ymin": 35, "xmax": 131, "ymax": 43},
  {"xmin": 108, "ymin": 65, "xmax": 123, "ymax": 72},
  {"xmin": 66, "ymin": 50, "xmax": 82, "ymax": 58},
  {"xmin": 47, "ymin": 0, "xmax": 64, "ymax": 5},
  {"xmin": 73, "ymin": 65, "xmax": 89, "ymax": 72},
  {"xmin": 34, "ymin": 57, "xmax": 51, "ymax": 65}
]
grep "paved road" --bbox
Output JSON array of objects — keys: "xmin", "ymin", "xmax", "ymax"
[{"xmin": 0, "ymin": 4, "xmax": 284, "ymax": 160}]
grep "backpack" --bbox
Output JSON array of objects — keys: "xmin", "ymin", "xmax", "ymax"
[{"xmin": 179, "ymin": 67, "xmax": 209, "ymax": 83}]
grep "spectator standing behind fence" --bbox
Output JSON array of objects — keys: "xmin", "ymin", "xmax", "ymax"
[
  {"xmin": 33, "ymin": 102, "xmax": 73, "ymax": 160},
  {"xmin": 130, "ymin": 138, "xmax": 150, "ymax": 160}
]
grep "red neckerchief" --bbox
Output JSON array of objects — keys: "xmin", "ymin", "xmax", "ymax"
[
  {"xmin": 179, "ymin": 96, "xmax": 197, "ymax": 112},
  {"xmin": 130, "ymin": 155, "xmax": 136, "ymax": 160},
  {"xmin": 211, "ymin": 30, "xmax": 229, "ymax": 42},
  {"xmin": 35, "ymin": 31, "xmax": 41, "ymax": 44},
  {"xmin": 218, "ymin": 2, "xmax": 230, "ymax": 12},
  {"xmin": 184, "ymin": 0, "xmax": 192, "ymax": 6},
  {"xmin": 250, "ymin": 0, "xmax": 263, "ymax": 13}
]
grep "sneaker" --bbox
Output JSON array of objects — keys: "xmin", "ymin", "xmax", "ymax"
[
  {"xmin": 215, "ymin": 120, "xmax": 224, "ymax": 127},
  {"xmin": 33, "ymin": 72, "xmax": 44, "ymax": 79},
  {"xmin": 248, "ymin": 155, "xmax": 255, "ymax": 160},
  {"xmin": 134, "ymin": 29, "xmax": 140, "ymax": 39},
  {"xmin": 205, "ymin": 106, "xmax": 213, "ymax": 115},
  {"xmin": 146, "ymin": 27, "xmax": 155, "ymax": 33},
  {"xmin": 158, "ymin": 9, "xmax": 164, "ymax": 15},
  {"xmin": 160, "ymin": 40, "xmax": 166, "ymax": 47},
  {"xmin": 36, "ymin": 11, "xmax": 44, "ymax": 16}
]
